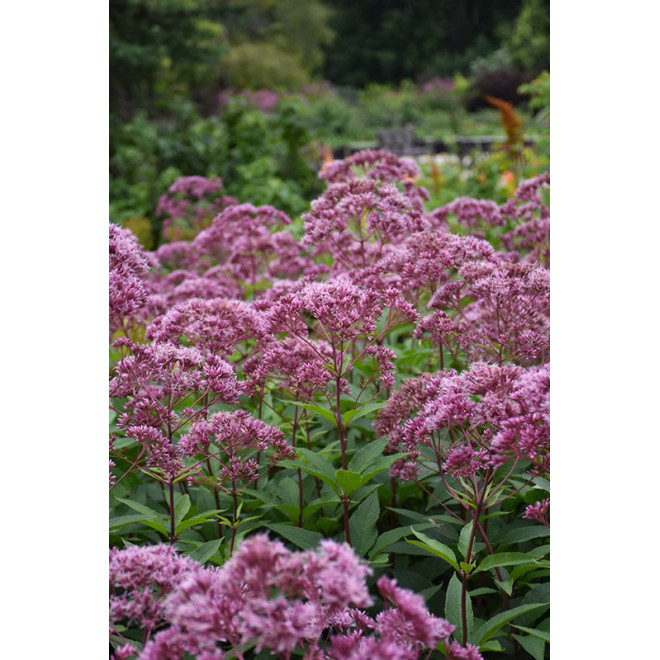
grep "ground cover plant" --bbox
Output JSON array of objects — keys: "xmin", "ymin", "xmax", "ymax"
[{"xmin": 110, "ymin": 149, "xmax": 550, "ymax": 659}]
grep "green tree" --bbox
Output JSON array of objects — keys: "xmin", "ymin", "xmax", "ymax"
[
  {"xmin": 504, "ymin": 0, "xmax": 550, "ymax": 72},
  {"xmin": 110, "ymin": 0, "xmax": 226, "ymax": 118},
  {"xmin": 321, "ymin": 0, "xmax": 523, "ymax": 87}
]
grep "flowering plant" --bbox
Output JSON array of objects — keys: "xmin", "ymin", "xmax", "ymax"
[{"xmin": 110, "ymin": 159, "xmax": 549, "ymax": 659}]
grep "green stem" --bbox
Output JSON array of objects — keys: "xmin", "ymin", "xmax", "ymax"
[{"xmin": 168, "ymin": 481, "xmax": 175, "ymax": 545}]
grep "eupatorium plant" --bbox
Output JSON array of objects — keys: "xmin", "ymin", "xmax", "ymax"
[
  {"xmin": 109, "ymin": 338, "xmax": 244, "ymax": 542},
  {"xmin": 110, "ymin": 150, "xmax": 550, "ymax": 659}
]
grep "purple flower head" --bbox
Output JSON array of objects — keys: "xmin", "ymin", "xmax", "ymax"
[
  {"xmin": 424, "ymin": 258, "xmax": 549, "ymax": 365},
  {"xmin": 386, "ymin": 362, "xmax": 549, "ymax": 487},
  {"xmin": 523, "ymin": 498, "xmax": 550, "ymax": 526},
  {"xmin": 320, "ymin": 149, "xmax": 421, "ymax": 185},
  {"xmin": 302, "ymin": 178, "xmax": 426, "ymax": 269},
  {"xmin": 447, "ymin": 641, "xmax": 485, "ymax": 659},
  {"xmin": 430, "ymin": 197, "xmax": 505, "ymax": 231},
  {"xmin": 376, "ymin": 576, "xmax": 455, "ymax": 649},
  {"xmin": 179, "ymin": 411, "xmax": 294, "ymax": 487},
  {"xmin": 193, "ymin": 203, "xmax": 290, "ymax": 260},
  {"xmin": 243, "ymin": 336, "xmax": 334, "ymax": 400},
  {"xmin": 112, "ymin": 643, "xmax": 137, "ymax": 660},
  {"xmin": 127, "ymin": 425, "xmax": 186, "ymax": 481},
  {"xmin": 109, "ymin": 223, "xmax": 154, "ymax": 339},
  {"xmin": 109, "ymin": 544, "xmax": 202, "ymax": 634},
  {"xmin": 157, "ymin": 175, "xmax": 238, "ymax": 242},
  {"xmin": 268, "ymin": 277, "xmax": 383, "ymax": 345},
  {"xmin": 381, "ymin": 230, "xmax": 496, "ymax": 306},
  {"xmin": 374, "ymin": 373, "xmax": 445, "ymax": 454},
  {"xmin": 146, "ymin": 297, "xmax": 269, "ymax": 359}
]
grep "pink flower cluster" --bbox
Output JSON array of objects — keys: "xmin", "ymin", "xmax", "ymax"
[
  {"xmin": 109, "ymin": 223, "xmax": 154, "ymax": 339},
  {"xmin": 109, "ymin": 535, "xmax": 479, "ymax": 660},
  {"xmin": 377, "ymin": 362, "xmax": 550, "ymax": 483},
  {"xmin": 109, "ymin": 338, "xmax": 244, "ymax": 485},
  {"xmin": 179, "ymin": 410, "xmax": 295, "ymax": 488},
  {"xmin": 110, "ymin": 153, "xmax": 550, "ymax": 654},
  {"xmin": 431, "ymin": 173, "xmax": 550, "ymax": 266},
  {"xmin": 157, "ymin": 175, "xmax": 238, "ymax": 242}
]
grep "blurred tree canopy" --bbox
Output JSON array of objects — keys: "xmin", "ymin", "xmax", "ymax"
[
  {"xmin": 321, "ymin": 0, "xmax": 534, "ymax": 87},
  {"xmin": 110, "ymin": 0, "xmax": 549, "ymax": 116},
  {"xmin": 110, "ymin": 0, "xmax": 228, "ymax": 118}
]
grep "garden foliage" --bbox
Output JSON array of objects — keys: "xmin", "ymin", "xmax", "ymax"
[{"xmin": 110, "ymin": 149, "xmax": 550, "ymax": 659}]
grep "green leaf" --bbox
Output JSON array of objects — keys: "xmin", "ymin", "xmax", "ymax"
[
  {"xmin": 445, "ymin": 573, "xmax": 472, "ymax": 643},
  {"xmin": 176, "ymin": 510, "xmax": 225, "ymax": 534},
  {"xmin": 266, "ymin": 523, "xmax": 323, "ymax": 550},
  {"xmin": 290, "ymin": 401, "xmax": 337, "ymax": 427},
  {"xmin": 476, "ymin": 552, "xmax": 540, "ymax": 573},
  {"xmin": 187, "ymin": 539, "xmax": 222, "ymax": 564},
  {"xmin": 499, "ymin": 525, "xmax": 550, "ymax": 545},
  {"xmin": 335, "ymin": 469, "xmax": 363, "ymax": 496},
  {"xmin": 407, "ymin": 529, "xmax": 459, "ymax": 571},
  {"xmin": 532, "ymin": 476, "xmax": 550, "ymax": 492},
  {"xmin": 173, "ymin": 494, "xmax": 191, "ymax": 529},
  {"xmin": 368, "ymin": 523, "xmax": 434, "ymax": 559},
  {"xmin": 511, "ymin": 624, "xmax": 550, "ymax": 644},
  {"xmin": 513, "ymin": 634, "xmax": 545, "ymax": 660},
  {"xmin": 457, "ymin": 520, "xmax": 474, "ymax": 561},
  {"xmin": 114, "ymin": 497, "xmax": 163, "ymax": 521},
  {"xmin": 459, "ymin": 561, "xmax": 475, "ymax": 575},
  {"xmin": 343, "ymin": 402, "xmax": 388, "ymax": 426},
  {"xmin": 109, "ymin": 514, "xmax": 152, "ymax": 530},
  {"xmin": 294, "ymin": 448, "xmax": 337, "ymax": 480},
  {"xmin": 360, "ymin": 453, "xmax": 409, "ymax": 482},
  {"xmin": 473, "ymin": 602, "xmax": 547, "ymax": 645},
  {"xmin": 348, "ymin": 437, "xmax": 389, "ymax": 473},
  {"xmin": 302, "ymin": 497, "xmax": 340, "ymax": 521},
  {"xmin": 278, "ymin": 460, "xmax": 337, "ymax": 492},
  {"xmin": 349, "ymin": 491, "xmax": 380, "ymax": 556},
  {"xmin": 136, "ymin": 519, "xmax": 169, "ymax": 537},
  {"xmin": 477, "ymin": 640, "xmax": 503, "ymax": 653},
  {"xmin": 279, "ymin": 448, "xmax": 339, "ymax": 493}
]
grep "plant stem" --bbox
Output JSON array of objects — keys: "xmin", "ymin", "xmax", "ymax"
[
  {"xmin": 461, "ymin": 506, "xmax": 481, "ymax": 645},
  {"xmin": 169, "ymin": 481, "xmax": 175, "ymax": 545},
  {"xmin": 229, "ymin": 484, "xmax": 238, "ymax": 557},
  {"xmin": 342, "ymin": 498, "xmax": 352, "ymax": 545},
  {"xmin": 291, "ymin": 407, "xmax": 304, "ymax": 527}
]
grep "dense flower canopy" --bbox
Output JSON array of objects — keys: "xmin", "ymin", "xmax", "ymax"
[{"xmin": 110, "ymin": 160, "xmax": 549, "ymax": 660}]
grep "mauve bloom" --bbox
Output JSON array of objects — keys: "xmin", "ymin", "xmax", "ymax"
[
  {"xmin": 109, "ymin": 223, "xmax": 153, "ymax": 338},
  {"xmin": 430, "ymin": 174, "xmax": 550, "ymax": 266},
  {"xmin": 157, "ymin": 175, "xmax": 237, "ymax": 242},
  {"xmin": 114, "ymin": 536, "xmax": 478, "ymax": 660},
  {"xmin": 429, "ymin": 197, "xmax": 505, "ymax": 231},
  {"xmin": 302, "ymin": 178, "xmax": 426, "ymax": 269},
  {"xmin": 381, "ymin": 362, "xmax": 549, "ymax": 487},
  {"xmin": 377, "ymin": 576, "xmax": 455, "ymax": 648},
  {"xmin": 112, "ymin": 643, "xmax": 137, "ymax": 660},
  {"xmin": 523, "ymin": 498, "xmax": 550, "ymax": 526},
  {"xmin": 179, "ymin": 410, "xmax": 294, "ymax": 486},
  {"xmin": 109, "ymin": 545, "xmax": 201, "ymax": 633},
  {"xmin": 243, "ymin": 336, "xmax": 335, "ymax": 400},
  {"xmin": 140, "ymin": 535, "xmax": 376, "ymax": 658},
  {"xmin": 146, "ymin": 297, "xmax": 269, "ymax": 358},
  {"xmin": 381, "ymin": 230, "xmax": 496, "ymax": 308},
  {"xmin": 319, "ymin": 149, "xmax": 430, "ymax": 213},
  {"xmin": 320, "ymin": 149, "xmax": 420, "ymax": 185},
  {"xmin": 446, "ymin": 641, "xmax": 485, "ymax": 659}
]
